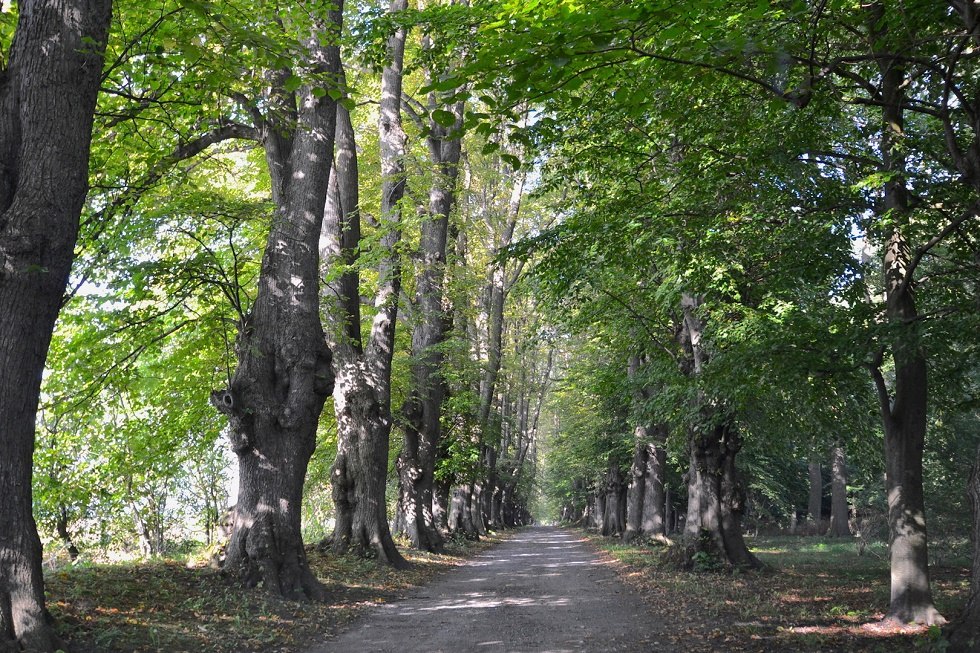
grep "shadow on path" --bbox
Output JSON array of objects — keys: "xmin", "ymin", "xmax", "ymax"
[{"xmin": 306, "ymin": 526, "xmax": 658, "ymax": 653}]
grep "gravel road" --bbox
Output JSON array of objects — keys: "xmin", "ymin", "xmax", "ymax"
[{"xmin": 306, "ymin": 526, "xmax": 658, "ymax": 652}]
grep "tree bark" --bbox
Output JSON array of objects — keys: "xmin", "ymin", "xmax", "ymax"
[
  {"xmin": 601, "ymin": 462, "xmax": 624, "ymax": 537},
  {"xmin": 397, "ymin": 50, "xmax": 464, "ymax": 552},
  {"xmin": 55, "ymin": 508, "xmax": 80, "ymax": 561},
  {"xmin": 321, "ymin": 1, "xmax": 409, "ymax": 568},
  {"xmin": 0, "ymin": 1, "xmax": 111, "ymax": 649},
  {"xmin": 641, "ymin": 439, "xmax": 668, "ymax": 538},
  {"xmin": 211, "ymin": 3, "xmax": 343, "ymax": 599},
  {"xmin": 866, "ymin": 5, "xmax": 944, "ymax": 624},
  {"xmin": 829, "ymin": 445, "xmax": 852, "ymax": 538},
  {"xmin": 623, "ymin": 437, "xmax": 648, "ymax": 542},
  {"xmin": 807, "ymin": 456, "xmax": 823, "ymax": 534},
  {"xmin": 688, "ymin": 422, "xmax": 761, "ymax": 568},
  {"xmin": 679, "ymin": 294, "xmax": 760, "ymax": 568}
]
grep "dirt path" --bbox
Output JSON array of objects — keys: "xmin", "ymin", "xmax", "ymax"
[{"xmin": 305, "ymin": 526, "xmax": 659, "ymax": 653}]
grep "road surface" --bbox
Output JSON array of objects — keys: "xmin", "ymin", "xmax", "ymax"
[{"xmin": 306, "ymin": 526, "xmax": 658, "ymax": 653}]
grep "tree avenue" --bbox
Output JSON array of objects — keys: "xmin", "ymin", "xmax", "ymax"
[{"xmin": 2, "ymin": 0, "xmax": 980, "ymax": 651}]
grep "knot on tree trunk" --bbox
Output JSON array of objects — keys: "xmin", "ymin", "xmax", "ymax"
[{"xmin": 210, "ymin": 388, "xmax": 253, "ymax": 453}]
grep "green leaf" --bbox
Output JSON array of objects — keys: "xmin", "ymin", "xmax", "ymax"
[{"xmin": 432, "ymin": 109, "xmax": 457, "ymax": 127}]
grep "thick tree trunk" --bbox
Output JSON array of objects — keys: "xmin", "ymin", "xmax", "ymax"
[
  {"xmin": 472, "ymin": 481, "xmax": 488, "ymax": 535},
  {"xmin": 592, "ymin": 490, "xmax": 605, "ymax": 530},
  {"xmin": 867, "ymin": 9, "xmax": 944, "ymax": 623},
  {"xmin": 0, "ymin": 2, "xmax": 110, "ymax": 650},
  {"xmin": 807, "ymin": 457, "xmax": 823, "ymax": 534},
  {"xmin": 623, "ymin": 438, "xmax": 648, "ymax": 542},
  {"xmin": 433, "ymin": 479, "xmax": 450, "ymax": 533},
  {"xmin": 601, "ymin": 463, "xmax": 624, "ymax": 537},
  {"xmin": 829, "ymin": 445, "xmax": 852, "ymax": 537},
  {"xmin": 320, "ymin": 0, "xmax": 408, "ymax": 568},
  {"xmin": 687, "ymin": 422, "xmax": 761, "ymax": 569},
  {"xmin": 213, "ymin": 3, "xmax": 342, "ymax": 599},
  {"xmin": 641, "ymin": 439, "xmax": 668, "ymax": 538},
  {"xmin": 946, "ymin": 444, "xmax": 980, "ymax": 651},
  {"xmin": 684, "ymin": 455, "xmax": 701, "ymax": 539},
  {"xmin": 397, "ymin": 416, "xmax": 442, "ymax": 551},
  {"xmin": 330, "ymin": 363, "xmax": 407, "ymax": 567},
  {"xmin": 881, "ymin": 389, "xmax": 940, "ymax": 623}
]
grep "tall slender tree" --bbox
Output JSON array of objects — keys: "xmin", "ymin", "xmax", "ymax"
[
  {"xmin": 322, "ymin": 0, "xmax": 410, "ymax": 567},
  {"xmin": 396, "ymin": 41, "xmax": 466, "ymax": 551}
]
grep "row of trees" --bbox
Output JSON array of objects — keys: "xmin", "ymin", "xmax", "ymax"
[
  {"xmin": 1, "ymin": 0, "xmax": 552, "ymax": 650},
  {"xmin": 457, "ymin": 0, "xmax": 979, "ymax": 645},
  {"xmin": 4, "ymin": 0, "xmax": 980, "ymax": 650}
]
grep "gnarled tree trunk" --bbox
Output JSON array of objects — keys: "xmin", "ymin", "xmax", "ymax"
[
  {"xmin": 688, "ymin": 421, "xmax": 760, "ymax": 568},
  {"xmin": 679, "ymin": 294, "xmax": 759, "ymax": 569},
  {"xmin": 213, "ymin": 3, "xmax": 341, "ymax": 598},
  {"xmin": 601, "ymin": 462, "xmax": 624, "ymax": 537},
  {"xmin": 0, "ymin": 2, "xmax": 111, "ymax": 649}
]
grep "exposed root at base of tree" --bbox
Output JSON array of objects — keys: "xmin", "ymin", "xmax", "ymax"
[{"xmin": 223, "ymin": 518, "xmax": 326, "ymax": 602}]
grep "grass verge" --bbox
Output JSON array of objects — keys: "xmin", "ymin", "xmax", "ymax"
[
  {"xmin": 46, "ymin": 534, "xmax": 501, "ymax": 653},
  {"xmin": 584, "ymin": 531, "xmax": 968, "ymax": 652}
]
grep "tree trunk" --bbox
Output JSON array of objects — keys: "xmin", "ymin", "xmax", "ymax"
[
  {"xmin": 601, "ymin": 463, "xmax": 624, "ymax": 537},
  {"xmin": 807, "ymin": 456, "xmax": 823, "ymax": 534},
  {"xmin": 688, "ymin": 422, "xmax": 761, "ymax": 569},
  {"xmin": 55, "ymin": 508, "xmax": 80, "ymax": 562},
  {"xmin": 641, "ymin": 439, "xmax": 668, "ymax": 538},
  {"xmin": 396, "ymin": 69, "xmax": 463, "ymax": 552},
  {"xmin": 684, "ymin": 456, "xmax": 701, "ymax": 539},
  {"xmin": 330, "ymin": 364, "xmax": 407, "ymax": 567},
  {"xmin": 867, "ymin": 7, "xmax": 944, "ymax": 623},
  {"xmin": 592, "ymin": 490, "xmax": 605, "ymax": 530},
  {"xmin": 623, "ymin": 437, "xmax": 648, "ymax": 542},
  {"xmin": 320, "ymin": 0, "xmax": 409, "ymax": 568},
  {"xmin": 829, "ymin": 445, "xmax": 851, "ymax": 537},
  {"xmin": 433, "ymin": 479, "xmax": 450, "ymax": 533},
  {"xmin": 212, "ymin": 4, "xmax": 342, "ymax": 599},
  {"xmin": 0, "ymin": 2, "xmax": 111, "ymax": 650},
  {"xmin": 946, "ymin": 444, "xmax": 980, "ymax": 651}
]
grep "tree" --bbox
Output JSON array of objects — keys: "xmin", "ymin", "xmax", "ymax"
[
  {"xmin": 396, "ymin": 31, "xmax": 466, "ymax": 551},
  {"xmin": 210, "ymin": 2, "xmax": 343, "ymax": 598},
  {"xmin": 0, "ymin": 1, "xmax": 112, "ymax": 649},
  {"xmin": 828, "ymin": 444, "xmax": 851, "ymax": 537},
  {"xmin": 321, "ymin": 0, "xmax": 410, "ymax": 567}
]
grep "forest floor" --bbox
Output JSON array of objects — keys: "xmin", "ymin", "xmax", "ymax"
[
  {"xmin": 46, "ymin": 534, "xmax": 501, "ymax": 653},
  {"xmin": 45, "ymin": 527, "xmax": 968, "ymax": 652},
  {"xmin": 592, "ymin": 531, "xmax": 968, "ymax": 652}
]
